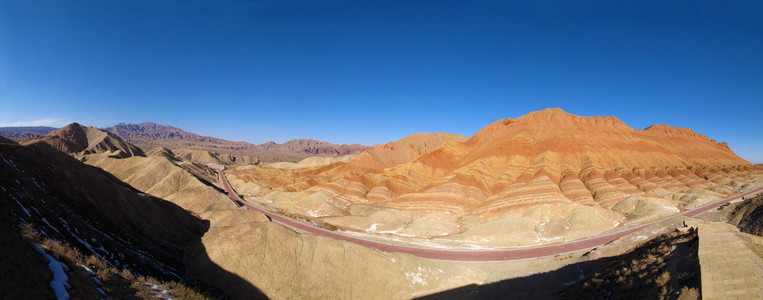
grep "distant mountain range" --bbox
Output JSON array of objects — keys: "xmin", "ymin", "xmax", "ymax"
[
  {"xmin": 104, "ymin": 123, "xmax": 370, "ymax": 162},
  {"xmin": 0, "ymin": 126, "xmax": 56, "ymax": 140},
  {"xmin": 0, "ymin": 122, "xmax": 370, "ymax": 162}
]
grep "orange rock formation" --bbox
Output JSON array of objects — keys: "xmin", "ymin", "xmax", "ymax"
[{"xmin": 229, "ymin": 108, "xmax": 762, "ymax": 246}]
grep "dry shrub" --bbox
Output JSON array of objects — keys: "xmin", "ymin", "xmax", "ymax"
[
  {"xmin": 656, "ymin": 271, "xmax": 671, "ymax": 286},
  {"xmin": 677, "ymin": 287, "xmax": 699, "ymax": 300},
  {"xmin": 19, "ymin": 223, "xmax": 217, "ymax": 299}
]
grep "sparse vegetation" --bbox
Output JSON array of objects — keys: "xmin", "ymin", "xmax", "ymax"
[
  {"xmin": 21, "ymin": 224, "xmax": 218, "ymax": 299},
  {"xmin": 559, "ymin": 231, "xmax": 701, "ymax": 299}
]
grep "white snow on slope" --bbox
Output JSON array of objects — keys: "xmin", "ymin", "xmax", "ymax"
[{"xmin": 34, "ymin": 244, "xmax": 70, "ymax": 300}]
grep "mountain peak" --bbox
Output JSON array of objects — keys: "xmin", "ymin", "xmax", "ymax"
[
  {"xmin": 61, "ymin": 122, "xmax": 85, "ymax": 129},
  {"xmin": 517, "ymin": 108, "xmax": 629, "ymax": 128},
  {"xmin": 642, "ymin": 124, "xmax": 707, "ymax": 139},
  {"xmin": 524, "ymin": 107, "xmax": 570, "ymax": 116},
  {"xmin": 471, "ymin": 108, "xmax": 632, "ymax": 145},
  {"xmin": 23, "ymin": 122, "xmax": 144, "ymax": 158}
]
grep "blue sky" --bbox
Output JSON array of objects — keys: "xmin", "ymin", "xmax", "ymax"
[{"xmin": 1, "ymin": 0, "xmax": 762, "ymax": 162}]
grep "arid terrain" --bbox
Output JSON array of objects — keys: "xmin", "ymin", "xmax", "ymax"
[
  {"xmin": 3, "ymin": 109, "xmax": 762, "ymax": 299},
  {"xmin": 104, "ymin": 122, "xmax": 370, "ymax": 162},
  {"xmin": 227, "ymin": 108, "xmax": 763, "ymax": 248},
  {"xmin": 0, "ymin": 122, "xmax": 371, "ymax": 163},
  {"xmin": 6, "ymin": 0, "xmax": 763, "ymax": 297},
  {"xmin": 0, "ymin": 126, "xmax": 55, "ymax": 141}
]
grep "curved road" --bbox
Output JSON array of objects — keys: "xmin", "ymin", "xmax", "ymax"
[{"xmin": 210, "ymin": 164, "xmax": 763, "ymax": 261}]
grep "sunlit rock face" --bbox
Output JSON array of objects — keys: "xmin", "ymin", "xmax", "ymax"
[
  {"xmin": 22, "ymin": 123, "xmax": 145, "ymax": 158},
  {"xmin": 229, "ymin": 108, "xmax": 763, "ymax": 247}
]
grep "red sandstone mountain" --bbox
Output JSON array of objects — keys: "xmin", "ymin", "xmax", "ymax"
[
  {"xmin": 379, "ymin": 108, "xmax": 751, "ymax": 215},
  {"xmin": 229, "ymin": 108, "xmax": 762, "ymax": 246},
  {"xmin": 334, "ymin": 132, "xmax": 468, "ymax": 173}
]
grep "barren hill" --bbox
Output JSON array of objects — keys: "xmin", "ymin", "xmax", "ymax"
[
  {"xmin": 85, "ymin": 149, "xmax": 236, "ymax": 214},
  {"xmin": 267, "ymin": 154, "xmax": 356, "ymax": 169},
  {"xmin": 0, "ymin": 137, "xmax": 223, "ymax": 298},
  {"xmin": 343, "ymin": 132, "xmax": 468, "ymax": 172},
  {"xmin": 105, "ymin": 122, "xmax": 369, "ymax": 162},
  {"xmin": 22, "ymin": 123, "xmax": 144, "ymax": 158},
  {"xmin": 68, "ymin": 125, "xmax": 522, "ymax": 299},
  {"xmin": 171, "ymin": 148, "xmax": 260, "ymax": 165},
  {"xmin": 228, "ymin": 108, "xmax": 763, "ymax": 246}
]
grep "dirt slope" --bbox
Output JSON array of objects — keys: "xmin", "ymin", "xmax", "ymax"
[
  {"xmin": 0, "ymin": 139, "xmax": 213, "ymax": 293},
  {"xmin": 267, "ymin": 154, "xmax": 356, "ymax": 169},
  {"xmin": 86, "ymin": 153, "xmax": 234, "ymax": 214}
]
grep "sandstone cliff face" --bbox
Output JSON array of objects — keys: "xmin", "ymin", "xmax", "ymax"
[{"xmin": 229, "ymin": 108, "xmax": 763, "ymax": 247}]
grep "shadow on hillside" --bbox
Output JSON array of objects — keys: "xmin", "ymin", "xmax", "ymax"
[
  {"xmin": 415, "ymin": 255, "xmax": 617, "ymax": 300},
  {"xmin": 185, "ymin": 225, "xmax": 269, "ymax": 300},
  {"xmin": 0, "ymin": 195, "xmax": 55, "ymax": 299},
  {"xmin": 417, "ymin": 232, "xmax": 700, "ymax": 300},
  {"xmin": 4, "ymin": 142, "xmax": 267, "ymax": 299}
]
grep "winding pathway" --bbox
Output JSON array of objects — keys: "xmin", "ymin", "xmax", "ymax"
[{"xmin": 209, "ymin": 164, "xmax": 763, "ymax": 261}]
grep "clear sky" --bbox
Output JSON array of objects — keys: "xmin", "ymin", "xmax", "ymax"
[{"xmin": 1, "ymin": 0, "xmax": 762, "ymax": 162}]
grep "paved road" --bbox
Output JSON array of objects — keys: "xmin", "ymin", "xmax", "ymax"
[{"xmin": 212, "ymin": 165, "xmax": 763, "ymax": 261}]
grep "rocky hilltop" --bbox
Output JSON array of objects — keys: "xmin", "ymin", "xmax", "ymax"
[
  {"xmin": 105, "ymin": 122, "xmax": 370, "ymax": 162},
  {"xmin": 22, "ymin": 123, "xmax": 145, "ymax": 158},
  {"xmin": 342, "ymin": 132, "xmax": 468, "ymax": 172},
  {"xmin": 228, "ymin": 108, "xmax": 763, "ymax": 247}
]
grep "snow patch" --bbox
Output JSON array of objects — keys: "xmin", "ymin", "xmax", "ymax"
[
  {"xmin": 562, "ymin": 264, "xmax": 585, "ymax": 286},
  {"xmin": 34, "ymin": 244, "xmax": 70, "ymax": 300},
  {"xmin": 13, "ymin": 198, "xmax": 32, "ymax": 217},
  {"xmin": 41, "ymin": 218, "xmax": 63, "ymax": 236},
  {"xmin": 78, "ymin": 264, "xmax": 103, "ymax": 285},
  {"xmin": 404, "ymin": 266, "xmax": 429, "ymax": 286}
]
